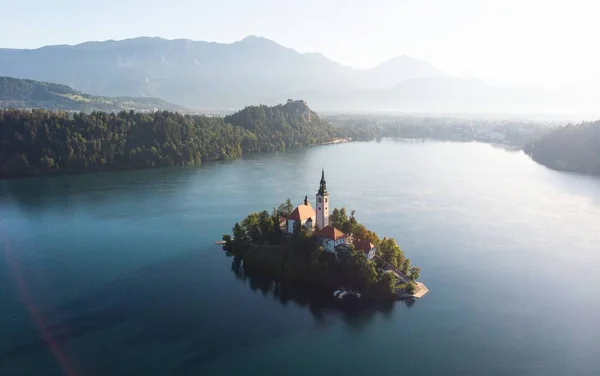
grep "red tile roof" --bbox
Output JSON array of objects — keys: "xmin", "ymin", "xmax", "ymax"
[
  {"xmin": 288, "ymin": 203, "xmax": 316, "ymax": 221},
  {"xmin": 318, "ymin": 225, "xmax": 346, "ymax": 241},
  {"xmin": 353, "ymin": 239, "xmax": 375, "ymax": 253}
]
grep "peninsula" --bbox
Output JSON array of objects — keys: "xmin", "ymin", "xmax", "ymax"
[
  {"xmin": 524, "ymin": 120, "xmax": 600, "ymax": 176},
  {"xmin": 223, "ymin": 169, "xmax": 428, "ymax": 300},
  {"xmin": 0, "ymin": 100, "xmax": 343, "ymax": 179}
]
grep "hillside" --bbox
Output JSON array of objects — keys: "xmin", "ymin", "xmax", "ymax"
[
  {"xmin": 524, "ymin": 121, "xmax": 600, "ymax": 176},
  {"xmin": 0, "ymin": 76, "xmax": 187, "ymax": 112},
  {"xmin": 0, "ymin": 36, "xmax": 446, "ymax": 109},
  {"xmin": 0, "ymin": 100, "xmax": 341, "ymax": 178},
  {"xmin": 225, "ymin": 99, "xmax": 339, "ymax": 150}
]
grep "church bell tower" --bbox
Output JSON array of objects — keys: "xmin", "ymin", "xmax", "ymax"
[{"xmin": 315, "ymin": 168, "xmax": 329, "ymax": 230}]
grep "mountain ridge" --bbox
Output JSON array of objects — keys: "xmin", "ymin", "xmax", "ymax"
[
  {"xmin": 0, "ymin": 36, "xmax": 447, "ymax": 109},
  {"xmin": 2, "ymin": 35, "xmax": 596, "ymax": 113}
]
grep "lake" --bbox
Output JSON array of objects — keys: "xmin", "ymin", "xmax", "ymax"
[{"xmin": 1, "ymin": 140, "xmax": 600, "ymax": 376}]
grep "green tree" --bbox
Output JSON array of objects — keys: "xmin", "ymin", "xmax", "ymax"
[
  {"xmin": 242, "ymin": 213, "xmax": 262, "ymax": 244},
  {"xmin": 269, "ymin": 209, "xmax": 282, "ymax": 241},
  {"xmin": 329, "ymin": 207, "xmax": 349, "ymax": 230},
  {"xmin": 377, "ymin": 271, "xmax": 397, "ymax": 296},
  {"xmin": 397, "ymin": 282, "xmax": 416, "ymax": 294},
  {"xmin": 278, "ymin": 199, "xmax": 294, "ymax": 217},
  {"xmin": 409, "ymin": 266, "xmax": 420, "ymax": 281},
  {"xmin": 351, "ymin": 223, "xmax": 380, "ymax": 245},
  {"xmin": 402, "ymin": 258, "xmax": 411, "ymax": 275},
  {"xmin": 379, "ymin": 237, "xmax": 405, "ymax": 269},
  {"xmin": 258, "ymin": 210, "xmax": 274, "ymax": 244},
  {"xmin": 232, "ymin": 223, "xmax": 248, "ymax": 246},
  {"xmin": 222, "ymin": 234, "xmax": 233, "ymax": 250},
  {"xmin": 347, "ymin": 210, "xmax": 358, "ymax": 232}
]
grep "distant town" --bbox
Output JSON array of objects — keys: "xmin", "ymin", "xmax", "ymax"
[{"xmin": 326, "ymin": 113, "xmax": 561, "ymax": 147}]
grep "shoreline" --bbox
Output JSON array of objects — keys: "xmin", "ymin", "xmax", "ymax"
[
  {"xmin": 315, "ymin": 137, "xmax": 352, "ymax": 146},
  {"xmin": 395, "ymin": 281, "xmax": 429, "ymax": 299}
]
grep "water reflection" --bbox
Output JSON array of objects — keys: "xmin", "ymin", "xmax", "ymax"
[
  {"xmin": 0, "ymin": 167, "xmax": 200, "ymax": 215},
  {"xmin": 0, "ymin": 250, "xmax": 407, "ymax": 374},
  {"xmin": 229, "ymin": 256, "xmax": 407, "ymax": 326}
]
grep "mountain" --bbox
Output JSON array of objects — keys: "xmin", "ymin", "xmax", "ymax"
[
  {"xmin": 0, "ymin": 36, "xmax": 447, "ymax": 109},
  {"xmin": 0, "ymin": 100, "xmax": 341, "ymax": 179},
  {"xmin": 356, "ymin": 56, "xmax": 446, "ymax": 88},
  {"xmin": 286, "ymin": 76, "xmax": 600, "ymax": 114},
  {"xmin": 524, "ymin": 121, "xmax": 600, "ymax": 176},
  {"xmin": 0, "ymin": 76, "xmax": 187, "ymax": 112},
  {"xmin": 3, "ymin": 36, "xmax": 593, "ymax": 114}
]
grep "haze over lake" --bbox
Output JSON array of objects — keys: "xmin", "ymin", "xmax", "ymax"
[{"xmin": 1, "ymin": 140, "xmax": 600, "ymax": 375}]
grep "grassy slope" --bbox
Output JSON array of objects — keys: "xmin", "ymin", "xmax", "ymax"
[{"xmin": 0, "ymin": 76, "xmax": 188, "ymax": 112}]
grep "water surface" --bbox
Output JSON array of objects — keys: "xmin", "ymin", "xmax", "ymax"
[{"xmin": 1, "ymin": 140, "xmax": 600, "ymax": 375}]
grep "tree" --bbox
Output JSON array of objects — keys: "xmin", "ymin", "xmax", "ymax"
[
  {"xmin": 232, "ymin": 223, "xmax": 248, "ymax": 246},
  {"xmin": 329, "ymin": 208, "xmax": 341, "ymax": 227},
  {"xmin": 347, "ymin": 210, "xmax": 358, "ymax": 232},
  {"xmin": 397, "ymin": 282, "xmax": 416, "ymax": 294},
  {"xmin": 277, "ymin": 199, "xmax": 294, "ymax": 217},
  {"xmin": 269, "ymin": 209, "xmax": 282, "ymax": 241},
  {"xmin": 242, "ymin": 213, "xmax": 262, "ymax": 244},
  {"xmin": 379, "ymin": 237, "xmax": 405, "ymax": 270},
  {"xmin": 402, "ymin": 258, "xmax": 411, "ymax": 275},
  {"xmin": 409, "ymin": 266, "xmax": 421, "ymax": 281},
  {"xmin": 377, "ymin": 271, "xmax": 397, "ymax": 296},
  {"xmin": 222, "ymin": 234, "xmax": 233, "ymax": 250},
  {"xmin": 352, "ymin": 223, "xmax": 368, "ymax": 240},
  {"xmin": 258, "ymin": 210, "xmax": 274, "ymax": 244},
  {"xmin": 329, "ymin": 207, "xmax": 349, "ymax": 230}
]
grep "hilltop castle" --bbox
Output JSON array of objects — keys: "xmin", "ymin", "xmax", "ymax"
[{"xmin": 283, "ymin": 169, "xmax": 376, "ymax": 259}]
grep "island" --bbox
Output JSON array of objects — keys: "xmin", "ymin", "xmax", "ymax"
[{"xmin": 222, "ymin": 169, "xmax": 428, "ymax": 300}]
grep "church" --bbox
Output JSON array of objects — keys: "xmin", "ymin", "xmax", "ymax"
[{"xmin": 284, "ymin": 169, "xmax": 376, "ymax": 260}]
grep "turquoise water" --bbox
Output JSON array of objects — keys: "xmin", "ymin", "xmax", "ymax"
[{"xmin": 1, "ymin": 140, "xmax": 600, "ymax": 375}]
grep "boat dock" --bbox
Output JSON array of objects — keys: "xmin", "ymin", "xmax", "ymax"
[{"xmin": 395, "ymin": 281, "xmax": 429, "ymax": 299}]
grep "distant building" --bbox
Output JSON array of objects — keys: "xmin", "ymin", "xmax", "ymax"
[
  {"xmin": 283, "ymin": 169, "xmax": 375, "ymax": 261},
  {"xmin": 315, "ymin": 169, "xmax": 329, "ymax": 230},
  {"xmin": 286, "ymin": 196, "xmax": 316, "ymax": 233},
  {"xmin": 318, "ymin": 225, "xmax": 348, "ymax": 252},
  {"xmin": 353, "ymin": 239, "xmax": 376, "ymax": 260}
]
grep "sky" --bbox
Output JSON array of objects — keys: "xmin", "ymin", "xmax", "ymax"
[{"xmin": 2, "ymin": 0, "xmax": 599, "ymax": 88}]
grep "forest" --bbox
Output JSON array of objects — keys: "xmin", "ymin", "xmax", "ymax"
[
  {"xmin": 524, "ymin": 120, "xmax": 600, "ymax": 176},
  {"xmin": 0, "ymin": 101, "xmax": 340, "ymax": 178}
]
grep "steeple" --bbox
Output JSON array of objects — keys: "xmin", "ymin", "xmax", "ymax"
[
  {"xmin": 317, "ymin": 168, "xmax": 327, "ymax": 196},
  {"xmin": 315, "ymin": 168, "xmax": 329, "ymax": 230}
]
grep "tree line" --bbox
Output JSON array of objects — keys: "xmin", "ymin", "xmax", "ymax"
[
  {"xmin": 524, "ymin": 120, "xmax": 600, "ymax": 176},
  {"xmin": 0, "ymin": 102, "xmax": 340, "ymax": 178}
]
